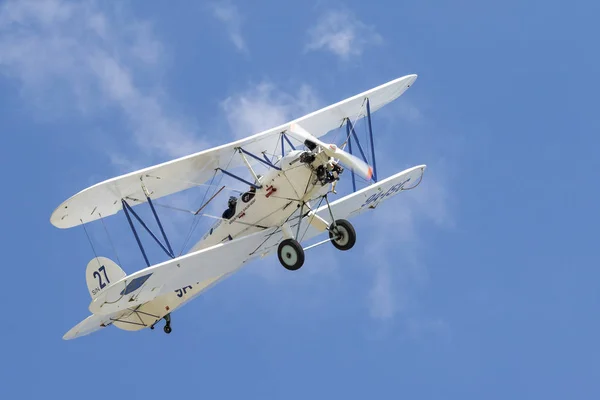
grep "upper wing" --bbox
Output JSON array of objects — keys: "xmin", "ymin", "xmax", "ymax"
[
  {"xmin": 87, "ymin": 228, "xmax": 277, "ymax": 315},
  {"xmin": 50, "ymin": 74, "xmax": 417, "ymax": 229}
]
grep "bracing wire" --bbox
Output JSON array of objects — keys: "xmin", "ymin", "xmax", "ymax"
[
  {"xmin": 299, "ymin": 195, "xmax": 326, "ymax": 242},
  {"xmin": 178, "ymin": 150, "xmax": 237, "ymax": 256},
  {"xmin": 177, "ymin": 171, "xmax": 216, "ymax": 256},
  {"xmin": 141, "ymin": 175, "xmax": 245, "ymax": 195},
  {"xmin": 338, "ymin": 98, "xmax": 367, "ymax": 148},
  {"xmin": 272, "ymin": 134, "xmax": 282, "ymax": 162},
  {"xmin": 99, "ymin": 213, "xmax": 122, "ymax": 266},
  {"xmin": 81, "ymin": 219, "xmax": 102, "ymax": 268}
]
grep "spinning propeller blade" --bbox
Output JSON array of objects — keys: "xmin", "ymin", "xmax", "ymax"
[{"xmin": 288, "ymin": 123, "xmax": 373, "ymax": 180}]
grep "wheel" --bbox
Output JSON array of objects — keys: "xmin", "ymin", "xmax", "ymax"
[
  {"xmin": 164, "ymin": 325, "xmax": 172, "ymax": 334},
  {"xmin": 329, "ymin": 219, "xmax": 356, "ymax": 251},
  {"xmin": 277, "ymin": 238, "xmax": 305, "ymax": 271}
]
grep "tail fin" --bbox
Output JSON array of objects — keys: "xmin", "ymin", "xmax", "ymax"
[{"xmin": 85, "ymin": 257, "xmax": 126, "ymax": 299}]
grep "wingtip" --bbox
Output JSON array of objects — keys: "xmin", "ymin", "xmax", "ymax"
[
  {"xmin": 62, "ymin": 330, "xmax": 74, "ymax": 340},
  {"xmin": 407, "ymin": 74, "xmax": 418, "ymax": 86},
  {"xmin": 49, "ymin": 201, "xmax": 69, "ymax": 229}
]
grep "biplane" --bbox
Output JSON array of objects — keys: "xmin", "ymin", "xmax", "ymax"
[{"xmin": 52, "ymin": 74, "xmax": 426, "ymax": 339}]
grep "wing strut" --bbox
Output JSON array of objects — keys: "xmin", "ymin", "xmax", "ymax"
[
  {"xmin": 345, "ymin": 97, "xmax": 379, "ymax": 192},
  {"xmin": 217, "ymin": 168, "xmax": 261, "ymax": 190},
  {"xmin": 238, "ymin": 149, "xmax": 261, "ymax": 184},
  {"xmin": 147, "ymin": 196, "xmax": 174, "ymax": 257},
  {"xmin": 346, "ymin": 122, "xmax": 357, "ymax": 192},
  {"xmin": 122, "ymin": 199, "xmax": 151, "ymax": 268},
  {"xmin": 237, "ymin": 147, "xmax": 281, "ymax": 171},
  {"xmin": 281, "ymin": 132, "xmax": 295, "ymax": 156},
  {"xmin": 122, "ymin": 198, "xmax": 176, "ymax": 267},
  {"xmin": 366, "ymin": 98, "xmax": 378, "ymax": 182},
  {"xmin": 346, "ymin": 119, "xmax": 369, "ymax": 171},
  {"xmin": 216, "ymin": 145, "xmax": 287, "ymax": 190}
]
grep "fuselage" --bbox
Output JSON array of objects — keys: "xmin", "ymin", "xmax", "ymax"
[{"xmin": 191, "ymin": 148, "xmax": 341, "ymax": 253}]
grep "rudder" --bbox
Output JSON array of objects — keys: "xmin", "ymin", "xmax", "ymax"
[{"xmin": 85, "ymin": 257, "xmax": 126, "ymax": 299}]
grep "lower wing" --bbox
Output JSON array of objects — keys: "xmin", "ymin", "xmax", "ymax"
[{"xmin": 248, "ymin": 164, "xmax": 426, "ymax": 257}]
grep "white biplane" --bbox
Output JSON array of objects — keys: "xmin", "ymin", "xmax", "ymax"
[{"xmin": 52, "ymin": 74, "xmax": 426, "ymax": 339}]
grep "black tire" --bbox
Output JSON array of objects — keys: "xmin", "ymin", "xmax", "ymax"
[
  {"xmin": 277, "ymin": 238, "xmax": 305, "ymax": 271},
  {"xmin": 164, "ymin": 325, "xmax": 172, "ymax": 334},
  {"xmin": 329, "ymin": 219, "xmax": 356, "ymax": 251}
]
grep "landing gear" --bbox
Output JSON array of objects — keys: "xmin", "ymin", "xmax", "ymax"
[
  {"xmin": 150, "ymin": 313, "xmax": 172, "ymax": 334},
  {"xmin": 329, "ymin": 219, "xmax": 356, "ymax": 251},
  {"xmin": 276, "ymin": 195, "xmax": 355, "ymax": 270},
  {"xmin": 277, "ymin": 238, "xmax": 305, "ymax": 271},
  {"xmin": 163, "ymin": 313, "xmax": 172, "ymax": 334},
  {"xmin": 323, "ymin": 194, "xmax": 356, "ymax": 251}
]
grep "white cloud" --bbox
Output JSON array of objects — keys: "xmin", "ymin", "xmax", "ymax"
[
  {"xmin": 128, "ymin": 22, "xmax": 163, "ymax": 65},
  {"xmin": 306, "ymin": 9, "xmax": 382, "ymax": 60},
  {"xmin": 343, "ymin": 97, "xmax": 455, "ymax": 332},
  {"xmin": 210, "ymin": 1, "xmax": 247, "ymax": 53},
  {"xmin": 220, "ymin": 81, "xmax": 321, "ymax": 138},
  {"xmin": 368, "ymin": 265, "xmax": 398, "ymax": 320},
  {"xmin": 0, "ymin": 0, "xmax": 204, "ymax": 166},
  {"xmin": 363, "ymin": 170, "xmax": 451, "ymax": 323}
]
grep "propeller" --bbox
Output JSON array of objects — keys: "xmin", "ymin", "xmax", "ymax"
[{"xmin": 288, "ymin": 123, "xmax": 373, "ymax": 180}]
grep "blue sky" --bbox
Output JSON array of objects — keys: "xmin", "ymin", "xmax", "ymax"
[{"xmin": 1, "ymin": 0, "xmax": 599, "ymax": 398}]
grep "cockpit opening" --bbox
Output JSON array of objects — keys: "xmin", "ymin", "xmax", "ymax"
[{"xmin": 222, "ymin": 196, "xmax": 238, "ymax": 220}]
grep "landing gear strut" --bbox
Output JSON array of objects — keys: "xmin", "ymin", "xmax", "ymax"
[
  {"xmin": 152, "ymin": 313, "xmax": 172, "ymax": 334},
  {"xmin": 276, "ymin": 194, "xmax": 357, "ymax": 270},
  {"xmin": 163, "ymin": 313, "xmax": 172, "ymax": 334},
  {"xmin": 323, "ymin": 194, "xmax": 356, "ymax": 251}
]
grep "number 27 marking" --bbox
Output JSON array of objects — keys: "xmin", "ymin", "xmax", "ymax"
[{"xmin": 93, "ymin": 266, "xmax": 110, "ymax": 289}]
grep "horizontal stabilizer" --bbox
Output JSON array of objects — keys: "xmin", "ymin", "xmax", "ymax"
[{"xmin": 63, "ymin": 311, "xmax": 122, "ymax": 340}]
